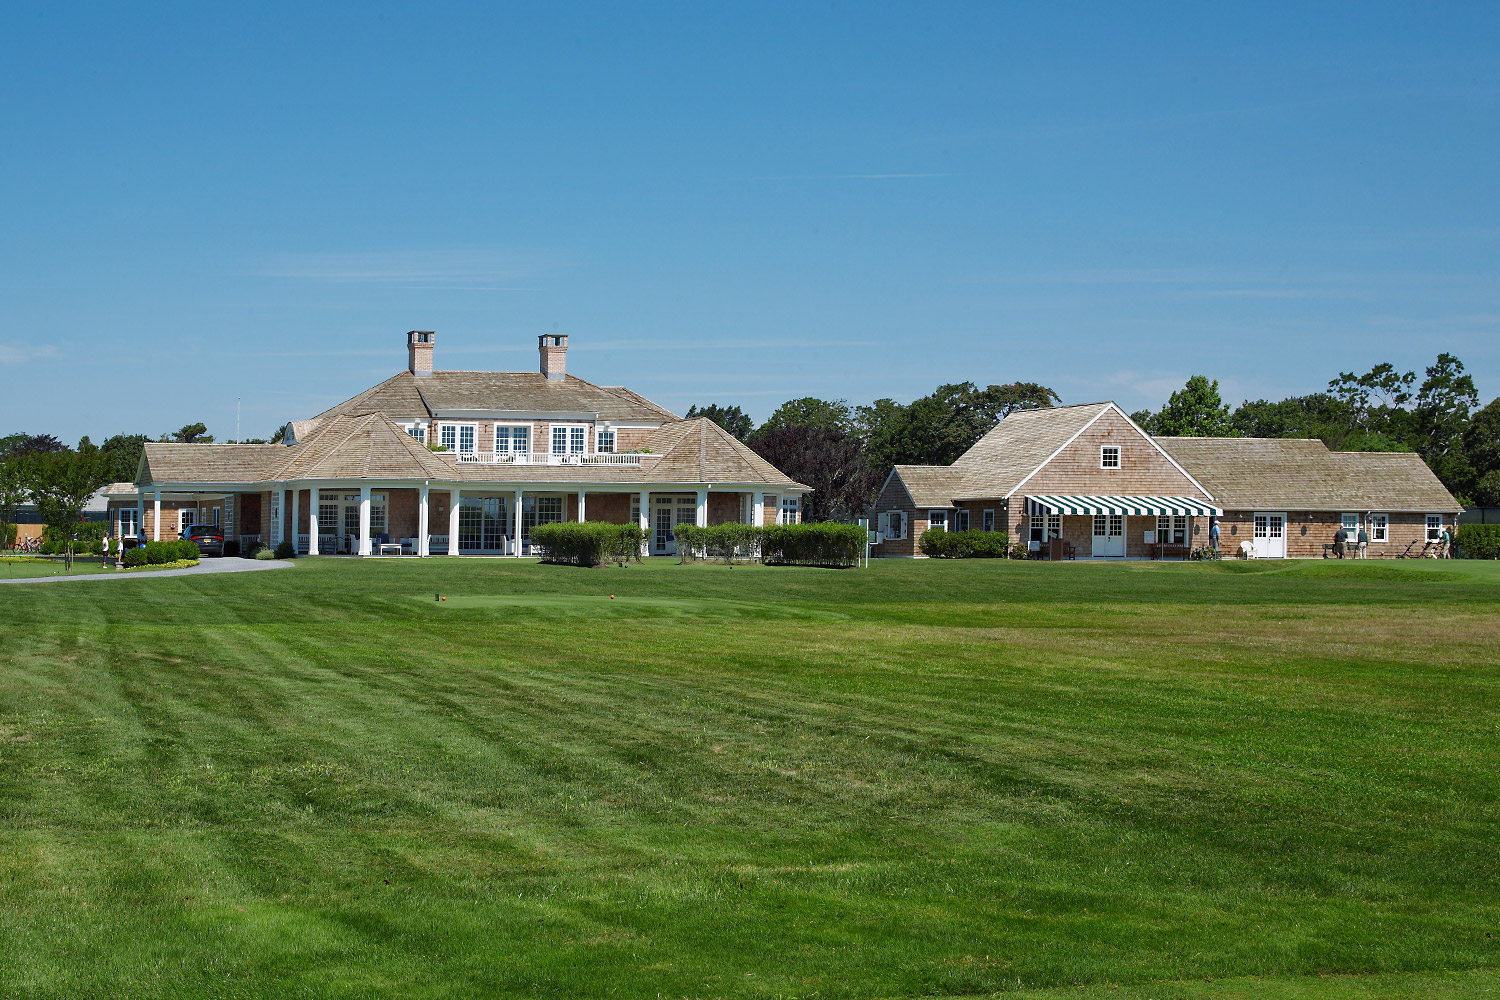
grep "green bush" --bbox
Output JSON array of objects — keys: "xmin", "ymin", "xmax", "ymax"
[
  {"xmin": 41, "ymin": 521, "xmax": 106, "ymax": 555},
  {"xmin": 122, "ymin": 546, "xmax": 148, "ymax": 568},
  {"xmin": 761, "ymin": 523, "xmax": 866, "ymax": 568},
  {"xmin": 275, "ymin": 541, "xmax": 296, "ymax": 559},
  {"xmin": 672, "ymin": 523, "xmax": 763, "ymax": 563},
  {"xmin": 1457, "ymin": 523, "xmax": 1500, "ymax": 559},
  {"xmin": 1009, "ymin": 541, "xmax": 1031, "ymax": 560},
  {"xmin": 918, "ymin": 527, "xmax": 1010, "ymax": 558},
  {"xmin": 243, "ymin": 541, "xmax": 265, "ymax": 559},
  {"xmin": 530, "ymin": 521, "xmax": 645, "ymax": 567},
  {"xmin": 254, "ymin": 546, "xmax": 278, "ymax": 561}
]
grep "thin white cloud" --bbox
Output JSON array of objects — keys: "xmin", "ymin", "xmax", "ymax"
[
  {"xmin": 250, "ymin": 247, "xmax": 567, "ymax": 287},
  {"xmin": 0, "ymin": 343, "xmax": 58, "ymax": 364}
]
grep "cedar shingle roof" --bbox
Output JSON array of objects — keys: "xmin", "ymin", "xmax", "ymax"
[
  {"xmin": 949, "ymin": 402, "xmax": 1112, "ymax": 499},
  {"xmin": 891, "ymin": 466, "xmax": 968, "ymax": 508},
  {"xmin": 1153, "ymin": 437, "xmax": 1462, "ymax": 512},
  {"xmin": 140, "ymin": 415, "xmax": 804, "ymax": 489},
  {"xmin": 314, "ymin": 371, "xmax": 677, "ymax": 422}
]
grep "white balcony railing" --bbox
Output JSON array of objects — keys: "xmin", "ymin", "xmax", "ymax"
[{"xmin": 453, "ymin": 450, "xmax": 644, "ymax": 466}]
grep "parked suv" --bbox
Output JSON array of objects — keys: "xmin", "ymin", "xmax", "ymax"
[{"xmin": 183, "ymin": 525, "xmax": 226, "ymax": 557}]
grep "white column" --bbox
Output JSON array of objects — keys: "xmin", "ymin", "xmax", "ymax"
[
  {"xmin": 152, "ymin": 488, "xmax": 162, "ymax": 541},
  {"xmin": 577, "ymin": 489, "xmax": 587, "ymax": 523},
  {"xmin": 358, "ymin": 485, "xmax": 372, "ymax": 556},
  {"xmin": 307, "ymin": 487, "xmax": 319, "ymax": 555},
  {"xmin": 514, "ymin": 489, "xmax": 524, "ymax": 557},
  {"xmin": 696, "ymin": 488, "xmax": 708, "ymax": 527},
  {"xmin": 418, "ymin": 485, "xmax": 430, "ymax": 557},
  {"xmin": 447, "ymin": 489, "xmax": 460, "ymax": 555},
  {"xmin": 753, "ymin": 491, "xmax": 764, "ymax": 527},
  {"xmin": 291, "ymin": 488, "xmax": 300, "ymax": 555},
  {"xmin": 639, "ymin": 490, "xmax": 650, "ymax": 557}
]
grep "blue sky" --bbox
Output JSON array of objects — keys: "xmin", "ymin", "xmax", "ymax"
[{"xmin": 3, "ymin": 2, "xmax": 1498, "ymax": 443}]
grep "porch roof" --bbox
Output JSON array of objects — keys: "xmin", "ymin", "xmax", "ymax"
[{"xmin": 1025, "ymin": 494, "xmax": 1222, "ymax": 517}]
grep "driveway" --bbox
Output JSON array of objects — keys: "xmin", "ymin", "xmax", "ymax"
[{"xmin": 0, "ymin": 559, "xmax": 297, "ymax": 585}]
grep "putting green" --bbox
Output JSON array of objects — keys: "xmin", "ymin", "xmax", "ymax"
[{"xmin": 418, "ymin": 592, "xmax": 848, "ymax": 621}]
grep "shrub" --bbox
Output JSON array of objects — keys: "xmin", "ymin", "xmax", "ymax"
[
  {"xmin": 761, "ymin": 523, "xmax": 866, "ymax": 568},
  {"xmin": 41, "ymin": 521, "xmax": 106, "ymax": 555},
  {"xmin": 1009, "ymin": 541, "xmax": 1031, "ymax": 560},
  {"xmin": 254, "ymin": 546, "xmax": 278, "ymax": 560},
  {"xmin": 530, "ymin": 522, "xmax": 645, "ymax": 567},
  {"xmin": 1457, "ymin": 523, "xmax": 1500, "ymax": 559},
  {"xmin": 174, "ymin": 539, "xmax": 201, "ymax": 562},
  {"xmin": 672, "ymin": 523, "xmax": 763, "ymax": 564},
  {"xmin": 243, "ymin": 541, "xmax": 265, "ymax": 559},
  {"xmin": 122, "ymin": 546, "xmax": 148, "ymax": 568},
  {"xmin": 275, "ymin": 541, "xmax": 296, "ymax": 559},
  {"xmin": 919, "ymin": 528, "xmax": 1010, "ymax": 558}
]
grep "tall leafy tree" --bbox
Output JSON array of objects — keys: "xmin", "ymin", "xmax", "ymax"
[
  {"xmin": 756, "ymin": 398, "xmax": 854, "ymax": 436},
  {"xmin": 101, "ymin": 434, "xmax": 149, "ymax": 483},
  {"xmin": 3, "ymin": 433, "xmax": 65, "ymax": 457},
  {"xmin": 27, "ymin": 445, "xmax": 111, "ymax": 568},
  {"xmin": 1461, "ymin": 397, "xmax": 1500, "ymax": 493},
  {"xmin": 1145, "ymin": 376, "xmax": 1237, "ymax": 437},
  {"xmin": 166, "ymin": 422, "xmax": 214, "ymax": 443},
  {"xmin": 684, "ymin": 404, "xmax": 754, "ymax": 441},
  {"xmin": 1411, "ymin": 353, "xmax": 1478, "ymax": 479},
  {"xmin": 749, "ymin": 425, "xmax": 880, "ymax": 523},
  {"xmin": 0, "ymin": 457, "xmax": 31, "ymax": 551},
  {"xmin": 860, "ymin": 381, "xmax": 1059, "ymax": 475}
]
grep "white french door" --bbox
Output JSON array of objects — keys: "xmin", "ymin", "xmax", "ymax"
[
  {"xmin": 651, "ymin": 496, "xmax": 698, "ymax": 555},
  {"xmin": 1091, "ymin": 513, "xmax": 1126, "ymax": 558},
  {"xmin": 1253, "ymin": 512, "xmax": 1286, "ymax": 558}
]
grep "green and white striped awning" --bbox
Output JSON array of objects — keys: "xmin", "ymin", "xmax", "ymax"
[{"xmin": 1025, "ymin": 495, "xmax": 1222, "ymax": 517}]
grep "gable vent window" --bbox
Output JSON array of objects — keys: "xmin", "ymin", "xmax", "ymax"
[{"xmin": 1100, "ymin": 445, "xmax": 1121, "ymax": 469}]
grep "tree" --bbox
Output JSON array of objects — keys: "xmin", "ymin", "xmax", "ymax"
[
  {"xmin": 101, "ymin": 434, "xmax": 149, "ymax": 483},
  {"xmin": 167, "ymin": 423, "xmax": 214, "ymax": 443},
  {"xmin": 1411, "ymin": 352, "xmax": 1478, "ymax": 469},
  {"xmin": 749, "ymin": 425, "xmax": 880, "ymax": 523},
  {"xmin": 27, "ymin": 446, "xmax": 111, "ymax": 569},
  {"xmin": 860, "ymin": 382, "xmax": 1060, "ymax": 477},
  {"xmin": 0, "ymin": 457, "xmax": 30, "ymax": 551},
  {"xmin": 1461, "ymin": 398, "xmax": 1500, "ymax": 492},
  {"xmin": 2, "ymin": 433, "xmax": 65, "ymax": 458},
  {"xmin": 1146, "ymin": 376, "xmax": 1237, "ymax": 437},
  {"xmin": 684, "ymin": 404, "xmax": 754, "ymax": 441},
  {"xmin": 756, "ymin": 398, "xmax": 854, "ymax": 436}
]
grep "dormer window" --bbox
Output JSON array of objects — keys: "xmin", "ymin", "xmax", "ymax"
[{"xmin": 1100, "ymin": 446, "xmax": 1120, "ymax": 469}]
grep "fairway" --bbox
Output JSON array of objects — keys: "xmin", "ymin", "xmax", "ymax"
[{"xmin": 2, "ymin": 557, "xmax": 1498, "ymax": 999}]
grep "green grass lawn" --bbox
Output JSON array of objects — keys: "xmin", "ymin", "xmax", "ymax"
[
  {"xmin": 2, "ymin": 557, "xmax": 1498, "ymax": 998},
  {"xmin": 0, "ymin": 555, "xmax": 119, "ymax": 578}
]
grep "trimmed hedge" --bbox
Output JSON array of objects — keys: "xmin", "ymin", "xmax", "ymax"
[
  {"xmin": 918, "ymin": 527, "xmax": 1010, "ymax": 558},
  {"xmin": 530, "ymin": 521, "xmax": 645, "ymax": 567},
  {"xmin": 672, "ymin": 523, "xmax": 762, "ymax": 564},
  {"xmin": 141, "ymin": 540, "xmax": 202, "ymax": 565},
  {"xmin": 1457, "ymin": 523, "xmax": 1500, "ymax": 559},
  {"xmin": 673, "ymin": 522, "xmax": 866, "ymax": 568}
]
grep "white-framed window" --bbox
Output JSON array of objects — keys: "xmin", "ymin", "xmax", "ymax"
[
  {"xmin": 439, "ymin": 424, "xmax": 457, "ymax": 451},
  {"xmin": 1426, "ymin": 514, "xmax": 1442, "ymax": 541},
  {"xmin": 1155, "ymin": 515, "xmax": 1187, "ymax": 545},
  {"xmin": 780, "ymin": 496, "xmax": 799, "ymax": 524},
  {"xmin": 955, "ymin": 509, "xmax": 970, "ymax": 532},
  {"xmin": 596, "ymin": 429, "xmax": 616, "ymax": 453},
  {"xmin": 209, "ymin": 506, "xmax": 221, "ymax": 526},
  {"xmin": 493, "ymin": 425, "xmax": 531, "ymax": 454},
  {"xmin": 885, "ymin": 510, "xmax": 906, "ymax": 540},
  {"xmin": 371, "ymin": 495, "xmax": 388, "ymax": 536},
  {"xmin": 1371, "ymin": 513, "xmax": 1388, "ymax": 542},
  {"xmin": 929, "ymin": 510, "xmax": 947, "ymax": 531},
  {"xmin": 405, "ymin": 424, "xmax": 426, "ymax": 444},
  {"xmin": 177, "ymin": 509, "xmax": 197, "ymax": 535},
  {"xmin": 1094, "ymin": 514, "xmax": 1107, "ymax": 537},
  {"xmin": 118, "ymin": 508, "xmax": 139, "ymax": 538},
  {"xmin": 1034, "ymin": 514, "xmax": 1060, "ymax": 542},
  {"xmin": 1341, "ymin": 513, "xmax": 1359, "ymax": 536},
  {"xmin": 551, "ymin": 424, "xmax": 587, "ymax": 455},
  {"xmin": 458, "ymin": 425, "xmax": 475, "ymax": 454},
  {"xmin": 982, "ymin": 509, "xmax": 995, "ymax": 532},
  {"xmin": 1048, "ymin": 513, "xmax": 1061, "ymax": 538},
  {"xmin": 1108, "ymin": 513, "xmax": 1123, "ymax": 536},
  {"xmin": 1100, "ymin": 445, "xmax": 1121, "ymax": 469},
  {"xmin": 318, "ymin": 503, "xmax": 339, "ymax": 532}
]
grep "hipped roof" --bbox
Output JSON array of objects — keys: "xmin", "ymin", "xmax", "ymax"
[
  {"xmin": 1153, "ymin": 437, "xmax": 1462, "ymax": 512},
  {"xmin": 315, "ymin": 371, "xmax": 677, "ymax": 422}
]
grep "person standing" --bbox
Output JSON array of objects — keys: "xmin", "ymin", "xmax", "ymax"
[
  {"xmin": 101, "ymin": 528, "xmax": 112, "ymax": 569},
  {"xmin": 1439, "ymin": 524, "xmax": 1452, "ymax": 558},
  {"xmin": 1357, "ymin": 524, "xmax": 1369, "ymax": 559},
  {"xmin": 1209, "ymin": 518, "xmax": 1221, "ymax": 552},
  {"xmin": 1332, "ymin": 525, "xmax": 1347, "ymax": 559}
]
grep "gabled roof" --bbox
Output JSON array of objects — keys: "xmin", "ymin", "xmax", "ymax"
[
  {"xmin": 891, "ymin": 466, "xmax": 967, "ymax": 508},
  {"xmin": 314, "ymin": 371, "xmax": 677, "ymax": 422},
  {"xmin": 276, "ymin": 414, "xmax": 454, "ymax": 481},
  {"xmin": 1153, "ymin": 437, "xmax": 1462, "ymax": 512},
  {"xmin": 640, "ymin": 418, "xmax": 808, "ymax": 487},
  {"xmin": 949, "ymin": 402, "xmax": 1113, "ymax": 498}
]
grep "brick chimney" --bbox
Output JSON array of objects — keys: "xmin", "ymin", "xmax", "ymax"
[
  {"xmin": 539, "ymin": 333, "xmax": 568, "ymax": 380},
  {"xmin": 407, "ymin": 330, "xmax": 434, "ymax": 377}
]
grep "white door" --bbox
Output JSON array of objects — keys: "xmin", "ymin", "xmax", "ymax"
[
  {"xmin": 1091, "ymin": 513, "xmax": 1126, "ymax": 557},
  {"xmin": 652, "ymin": 496, "xmax": 697, "ymax": 555},
  {"xmin": 1254, "ymin": 512, "xmax": 1286, "ymax": 558}
]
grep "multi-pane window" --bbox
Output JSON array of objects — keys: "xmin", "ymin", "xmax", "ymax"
[
  {"xmin": 955, "ymin": 509, "xmax": 970, "ymax": 532},
  {"xmin": 929, "ymin": 510, "xmax": 947, "ymax": 532},
  {"xmin": 494, "ymin": 426, "xmax": 530, "ymax": 454},
  {"xmin": 1094, "ymin": 514, "xmax": 1107, "ymax": 536},
  {"xmin": 522, "ymin": 496, "xmax": 565, "ymax": 540},
  {"xmin": 1100, "ymin": 445, "xmax": 1121, "ymax": 469},
  {"xmin": 458, "ymin": 425, "xmax": 475, "ymax": 454},
  {"xmin": 1426, "ymin": 515, "xmax": 1443, "ymax": 541},
  {"xmin": 1030, "ymin": 515, "xmax": 1045, "ymax": 543},
  {"xmin": 440, "ymin": 424, "xmax": 457, "ymax": 451},
  {"xmin": 209, "ymin": 506, "xmax": 221, "ymax": 525},
  {"xmin": 780, "ymin": 496, "xmax": 798, "ymax": 524},
  {"xmin": 344, "ymin": 505, "xmax": 359, "ymax": 538},
  {"xmin": 269, "ymin": 493, "xmax": 281, "ymax": 541},
  {"xmin": 885, "ymin": 511, "xmax": 905, "ymax": 539},
  {"xmin": 406, "ymin": 424, "xmax": 426, "ymax": 444},
  {"xmin": 1156, "ymin": 515, "xmax": 1187, "ymax": 545},
  {"xmin": 550, "ymin": 425, "xmax": 588, "ymax": 455},
  {"xmin": 118, "ymin": 508, "xmax": 139, "ymax": 537},
  {"xmin": 596, "ymin": 429, "xmax": 616, "ymax": 453},
  {"xmin": 371, "ymin": 495, "xmax": 388, "ymax": 536},
  {"xmin": 1341, "ymin": 513, "xmax": 1359, "ymax": 535},
  {"xmin": 982, "ymin": 509, "xmax": 995, "ymax": 532},
  {"xmin": 1107, "ymin": 514, "xmax": 1123, "ymax": 536},
  {"xmin": 318, "ymin": 503, "xmax": 339, "ymax": 532},
  {"xmin": 1371, "ymin": 514, "xmax": 1389, "ymax": 542}
]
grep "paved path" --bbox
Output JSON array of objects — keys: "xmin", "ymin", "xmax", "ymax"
[{"xmin": 0, "ymin": 559, "xmax": 297, "ymax": 585}]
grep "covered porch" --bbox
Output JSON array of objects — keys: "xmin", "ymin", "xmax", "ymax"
[{"xmin": 1022, "ymin": 495, "xmax": 1222, "ymax": 560}]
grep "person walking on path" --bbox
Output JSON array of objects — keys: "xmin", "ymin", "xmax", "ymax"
[
  {"xmin": 1439, "ymin": 525, "xmax": 1452, "ymax": 558},
  {"xmin": 1332, "ymin": 525, "xmax": 1347, "ymax": 559},
  {"xmin": 1357, "ymin": 524, "xmax": 1369, "ymax": 559}
]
